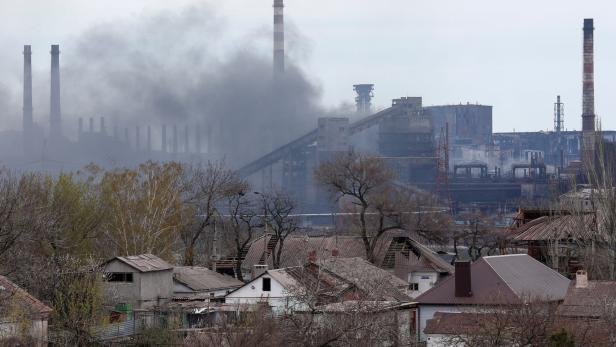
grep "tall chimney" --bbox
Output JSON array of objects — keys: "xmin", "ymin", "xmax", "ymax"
[
  {"xmin": 195, "ymin": 123, "xmax": 201, "ymax": 154},
  {"xmin": 582, "ymin": 18, "xmax": 596, "ymax": 167},
  {"xmin": 89, "ymin": 117, "xmax": 94, "ymax": 133},
  {"xmin": 273, "ymin": 0, "xmax": 284, "ymax": 77},
  {"xmin": 49, "ymin": 44, "xmax": 62, "ymax": 140},
  {"xmin": 100, "ymin": 117, "xmax": 106, "ymax": 135},
  {"xmin": 147, "ymin": 126, "xmax": 152, "ymax": 152},
  {"xmin": 162, "ymin": 125, "xmax": 167, "ymax": 153},
  {"xmin": 454, "ymin": 261, "xmax": 472, "ymax": 297},
  {"xmin": 22, "ymin": 45, "xmax": 33, "ymax": 138},
  {"xmin": 135, "ymin": 126, "xmax": 140, "ymax": 150},
  {"xmin": 78, "ymin": 118, "xmax": 83, "ymax": 139},
  {"xmin": 554, "ymin": 95, "xmax": 564, "ymax": 133},
  {"xmin": 184, "ymin": 125, "xmax": 189, "ymax": 153},
  {"xmin": 172, "ymin": 125, "xmax": 178, "ymax": 154}
]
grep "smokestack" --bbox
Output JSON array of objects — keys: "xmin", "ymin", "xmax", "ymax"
[
  {"xmin": 196, "ymin": 123, "xmax": 201, "ymax": 154},
  {"xmin": 78, "ymin": 118, "xmax": 83, "ymax": 139},
  {"xmin": 113, "ymin": 125, "xmax": 118, "ymax": 140},
  {"xmin": 100, "ymin": 117, "xmax": 106, "ymax": 135},
  {"xmin": 554, "ymin": 95, "xmax": 564, "ymax": 133},
  {"xmin": 162, "ymin": 124, "xmax": 167, "ymax": 153},
  {"xmin": 273, "ymin": 0, "xmax": 284, "ymax": 77},
  {"xmin": 147, "ymin": 126, "xmax": 152, "ymax": 152},
  {"xmin": 135, "ymin": 126, "xmax": 140, "ymax": 150},
  {"xmin": 49, "ymin": 45, "xmax": 62, "ymax": 140},
  {"xmin": 22, "ymin": 45, "xmax": 33, "ymax": 137},
  {"xmin": 89, "ymin": 117, "xmax": 94, "ymax": 133},
  {"xmin": 184, "ymin": 125, "xmax": 189, "ymax": 153},
  {"xmin": 454, "ymin": 261, "xmax": 472, "ymax": 297},
  {"xmin": 582, "ymin": 18, "xmax": 596, "ymax": 167},
  {"xmin": 172, "ymin": 125, "xmax": 178, "ymax": 154}
]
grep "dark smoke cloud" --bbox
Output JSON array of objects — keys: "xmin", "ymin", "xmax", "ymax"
[{"xmin": 61, "ymin": 3, "xmax": 326, "ymax": 166}]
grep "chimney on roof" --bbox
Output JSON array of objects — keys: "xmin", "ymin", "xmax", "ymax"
[
  {"xmin": 455, "ymin": 261, "xmax": 472, "ymax": 297},
  {"xmin": 332, "ymin": 248, "xmax": 339, "ymax": 257},
  {"xmin": 575, "ymin": 270, "xmax": 588, "ymax": 288}
]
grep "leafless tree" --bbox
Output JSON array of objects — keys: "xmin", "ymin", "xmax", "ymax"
[
  {"xmin": 223, "ymin": 182, "xmax": 260, "ymax": 281},
  {"xmin": 258, "ymin": 190, "xmax": 300, "ymax": 269},
  {"xmin": 181, "ymin": 161, "xmax": 242, "ymax": 266}
]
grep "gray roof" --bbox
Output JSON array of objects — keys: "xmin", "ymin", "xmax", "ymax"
[
  {"xmin": 483, "ymin": 254, "xmax": 570, "ymax": 301},
  {"xmin": 112, "ymin": 254, "xmax": 172, "ymax": 272},
  {"xmin": 318, "ymin": 257, "xmax": 411, "ymax": 302},
  {"xmin": 173, "ymin": 267, "xmax": 243, "ymax": 292},
  {"xmin": 416, "ymin": 254, "xmax": 570, "ymax": 305}
]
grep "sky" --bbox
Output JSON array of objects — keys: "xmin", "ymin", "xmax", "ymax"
[{"xmin": 0, "ymin": 0, "xmax": 615, "ymax": 133}]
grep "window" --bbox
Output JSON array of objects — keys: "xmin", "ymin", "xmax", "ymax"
[
  {"xmin": 210, "ymin": 292, "xmax": 215, "ymax": 297},
  {"xmin": 409, "ymin": 283, "xmax": 419, "ymax": 291},
  {"xmin": 262, "ymin": 277, "xmax": 271, "ymax": 292},
  {"xmin": 107, "ymin": 272, "xmax": 133, "ymax": 283}
]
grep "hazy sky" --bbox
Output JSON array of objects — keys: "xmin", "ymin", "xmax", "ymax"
[{"xmin": 0, "ymin": 0, "xmax": 615, "ymax": 132}]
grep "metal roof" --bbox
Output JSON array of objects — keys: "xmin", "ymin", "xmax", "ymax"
[
  {"xmin": 112, "ymin": 254, "xmax": 172, "ymax": 272},
  {"xmin": 512, "ymin": 214, "xmax": 604, "ymax": 242},
  {"xmin": 416, "ymin": 254, "xmax": 570, "ymax": 305},
  {"xmin": 173, "ymin": 267, "xmax": 243, "ymax": 292}
]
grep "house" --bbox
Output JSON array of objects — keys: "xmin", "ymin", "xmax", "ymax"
[
  {"xmin": 225, "ymin": 265, "xmax": 356, "ymax": 312},
  {"xmin": 423, "ymin": 312, "xmax": 488, "ymax": 347},
  {"xmin": 415, "ymin": 254, "xmax": 570, "ymax": 341},
  {"xmin": 225, "ymin": 257, "xmax": 412, "ymax": 313},
  {"xmin": 102, "ymin": 254, "xmax": 173, "ymax": 310},
  {"xmin": 215, "ymin": 232, "xmax": 453, "ymax": 291},
  {"xmin": 555, "ymin": 270, "xmax": 616, "ymax": 345},
  {"xmin": 0, "ymin": 275, "xmax": 52, "ymax": 346},
  {"xmin": 173, "ymin": 266, "xmax": 243, "ymax": 301}
]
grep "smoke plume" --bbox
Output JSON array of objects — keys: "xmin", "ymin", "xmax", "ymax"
[{"xmin": 62, "ymin": 3, "xmax": 324, "ymax": 166}]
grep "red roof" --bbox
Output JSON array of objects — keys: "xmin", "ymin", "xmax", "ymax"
[{"xmin": 0, "ymin": 275, "xmax": 52, "ymax": 320}]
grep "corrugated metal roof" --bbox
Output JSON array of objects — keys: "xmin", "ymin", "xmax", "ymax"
[
  {"xmin": 512, "ymin": 214, "xmax": 604, "ymax": 242},
  {"xmin": 173, "ymin": 267, "xmax": 242, "ymax": 292},
  {"xmin": 114, "ymin": 254, "xmax": 172, "ymax": 272},
  {"xmin": 416, "ymin": 254, "xmax": 570, "ymax": 305}
]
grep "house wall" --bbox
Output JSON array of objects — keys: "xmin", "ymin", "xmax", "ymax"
[
  {"xmin": 0, "ymin": 318, "xmax": 48, "ymax": 347},
  {"xmin": 408, "ymin": 271, "xmax": 438, "ymax": 298},
  {"xmin": 418, "ymin": 305, "xmax": 474, "ymax": 340},
  {"xmin": 225, "ymin": 274, "xmax": 296, "ymax": 312},
  {"xmin": 103, "ymin": 260, "xmax": 173, "ymax": 309}
]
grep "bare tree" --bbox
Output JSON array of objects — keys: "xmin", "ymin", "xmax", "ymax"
[
  {"xmin": 223, "ymin": 182, "xmax": 260, "ymax": 281},
  {"xmin": 181, "ymin": 161, "xmax": 241, "ymax": 266},
  {"xmin": 259, "ymin": 190, "xmax": 300, "ymax": 269}
]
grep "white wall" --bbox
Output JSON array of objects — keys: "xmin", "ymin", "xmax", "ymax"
[
  {"xmin": 225, "ymin": 273, "xmax": 299, "ymax": 312},
  {"xmin": 408, "ymin": 271, "xmax": 438, "ymax": 298},
  {"xmin": 426, "ymin": 333, "xmax": 465, "ymax": 347}
]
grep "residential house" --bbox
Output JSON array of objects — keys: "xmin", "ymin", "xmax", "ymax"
[
  {"xmin": 173, "ymin": 266, "xmax": 243, "ymax": 302},
  {"xmin": 0, "ymin": 275, "xmax": 52, "ymax": 346},
  {"xmin": 102, "ymin": 254, "xmax": 173, "ymax": 310},
  {"xmin": 215, "ymin": 232, "xmax": 453, "ymax": 293},
  {"xmin": 225, "ymin": 257, "xmax": 412, "ymax": 313},
  {"xmin": 555, "ymin": 270, "xmax": 616, "ymax": 346},
  {"xmin": 415, "ymin": 254, "xmax": 570, "ymax": 341},
  {"xmin": 509, "ymin": 209, "xmax": 605, "ymax": 277}
]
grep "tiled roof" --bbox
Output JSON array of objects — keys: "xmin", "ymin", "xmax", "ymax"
[
  {"xmin": 173, "ymin": 267, "xmax": 243, "ymax": 292},
  {"xmin": 416, "ymin": 254, "xmax": 570, "ymax": 305},
  {"xmin": 557, "ymin": 280, "xmax": 616, "ymax": 318},
  {"xmin": 111, "ymin": 254, "xmax": 173, "ymax": 272},
  {"xmin": 0, "ymin": 275, "xmax": 52, "ymax": 320}
]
